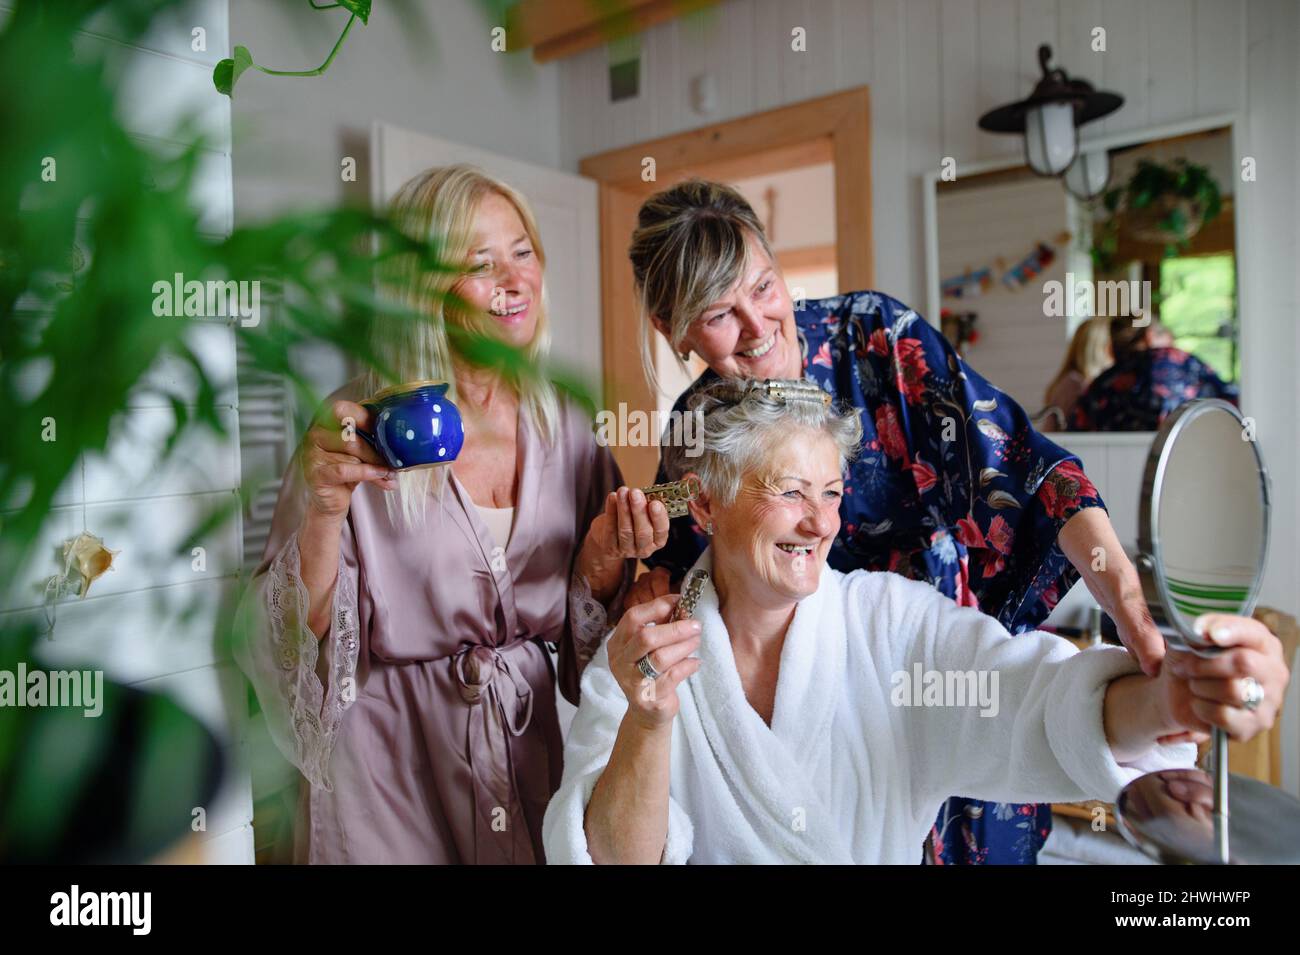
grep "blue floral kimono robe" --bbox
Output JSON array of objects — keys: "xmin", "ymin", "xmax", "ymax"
[
  {"xmin": 1070, "ymin": 346, "xmax": 1238, "ymax": 432},
  {"xmin": 645, "ymin": 290, "xmax": 1106, "ymax": 864}
]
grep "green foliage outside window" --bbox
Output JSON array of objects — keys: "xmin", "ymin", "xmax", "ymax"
[{"xmin": 1158, "ymin": 254, "xmax": 1238, "ymax": 384}]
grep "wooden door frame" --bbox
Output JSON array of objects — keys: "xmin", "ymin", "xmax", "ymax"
[{"xmin": 579, "ymin": 87, "xmax": 873, "ymax": 486}]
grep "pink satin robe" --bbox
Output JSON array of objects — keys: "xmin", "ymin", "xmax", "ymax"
[{"xmin": 234, "ymin": 387, "xmax": 627, "ymax": 863}]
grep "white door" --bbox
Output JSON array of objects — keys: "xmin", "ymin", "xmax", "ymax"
[
  {"xmin": 371, "ymin": 122, "xmax": 602, "ymax": 390},
  {"xmin": 371, "ymin": 123, "xmax": 600, "ymax": 737}
]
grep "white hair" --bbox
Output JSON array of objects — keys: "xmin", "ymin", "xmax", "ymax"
[{"xmin": 661, "ymin": 378, "xmax": 862, "ymax": 504}]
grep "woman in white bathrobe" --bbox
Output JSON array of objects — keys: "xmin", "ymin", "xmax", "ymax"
[{"xmin": 542, "ymin": 378, "xmax": 1291, "ymax": 864}]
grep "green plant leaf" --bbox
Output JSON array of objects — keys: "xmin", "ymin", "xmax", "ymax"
[
  {"xmin": 212, "ymin": 44, "xmax": 253, "ymax": 96},
  {"xmin": 337, "ymin": 0, "xmax": 371, "ymax": 24},
  {"xmin": 1, "ymin": 0, "xmax": 506, "ymax": 864},
  {"xmin": 1163, "ymin": 205, "xmax": 1188, "ymax": 235}
]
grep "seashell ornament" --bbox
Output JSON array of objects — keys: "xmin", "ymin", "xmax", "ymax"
[{"xmin": 62, "ymin": 531, "xmax": 119, "ymax": 598}]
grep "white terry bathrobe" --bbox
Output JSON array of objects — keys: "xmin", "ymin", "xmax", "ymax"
[{"xmin": 543, "ymin": 551, "xmax": 1196, "ymax": 864}]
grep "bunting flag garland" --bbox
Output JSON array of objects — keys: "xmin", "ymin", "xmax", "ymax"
[
  {"xmin": 1000, "ymin": 241, "xmax": 1056, "ymax": 290},
  {"xmin": 941, "ymin": 231, "xmax": 1072, "ymax": 298},
  {"xmin": 941, "ymin": 267, "xmax": 992, "ymax": 299}
]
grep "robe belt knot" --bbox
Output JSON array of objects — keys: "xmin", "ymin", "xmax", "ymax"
[
  {"xmin": 453, "ymin": 641, "xmax": 535, "ymax": 735},
  {"xmin": 451, "ymin": 639, "xmax": 538, "ymax": 864}
]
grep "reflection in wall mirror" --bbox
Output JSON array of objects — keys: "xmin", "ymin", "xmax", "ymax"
[{"xmin": 929, "ymin": 121, "xmax": 1240, "ymax": 434}]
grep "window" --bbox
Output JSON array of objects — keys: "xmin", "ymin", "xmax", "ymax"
[{"xmin": 1158, "ymin": 253, "xmax": 1238, "ymax": 383}]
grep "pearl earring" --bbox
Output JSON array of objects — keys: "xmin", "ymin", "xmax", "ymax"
[{"xmin": 705, "ymin": 522, "xmax": 714, "ymax": 536}]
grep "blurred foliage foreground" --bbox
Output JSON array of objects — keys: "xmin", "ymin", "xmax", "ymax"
[{"xmin": 0, "ymin": 0, "xmax": 590, "ymax": 862}]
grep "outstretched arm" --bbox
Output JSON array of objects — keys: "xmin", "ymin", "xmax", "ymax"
[{"xmin": 1058, "ymin": 507, "xmax": 1167, "ymax": 680}]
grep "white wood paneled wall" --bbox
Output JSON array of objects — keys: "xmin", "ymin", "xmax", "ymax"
[
  {"xmin": 0, "ymin": 0, "xmax": 253, "ymax": 863},
  {"xmin": 557, "ymin": 0, "xmax": 1300, "ymax": 796}
]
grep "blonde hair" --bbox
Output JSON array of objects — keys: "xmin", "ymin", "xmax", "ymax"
[
  {"xmin": 367, "ymin": 164, "xmax": 559, "ymax": 529},
  {"xmin": 1044, "ymin": 317, "xmax": 1113, "ymax": 405},
  {"xmin": 628, "ymin": 179, "xmax": 777, "ymax": 396}
]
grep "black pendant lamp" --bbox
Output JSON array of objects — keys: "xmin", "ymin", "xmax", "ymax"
[
  {"xmin": 979, "ymin": 44, "xmax": 1124, "ymax": 177},
  {"xmin": 1064, "ymin": 148, "xmax": 1112, "ymax": 200}
]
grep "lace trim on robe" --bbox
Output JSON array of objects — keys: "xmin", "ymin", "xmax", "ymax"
[
  {"xmin": 568, "ymin": 571, "xmax": 613, "ymax": 665},
  {"xmin": 264, "ymin": 530, "xmax": 359, "ymax": 792}
]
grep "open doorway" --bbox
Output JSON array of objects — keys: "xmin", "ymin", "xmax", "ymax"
[{"xmin": 579, "ymin": 88, "xmax": 874, "ymax": 486}]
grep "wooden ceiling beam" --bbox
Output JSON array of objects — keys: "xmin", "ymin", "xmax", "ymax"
[{"xmin": 508, "ymin": 0, "xmax": 719, "ymax": 63}]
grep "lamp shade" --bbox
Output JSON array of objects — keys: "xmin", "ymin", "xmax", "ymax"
[
  {"xmin": 1024, "ymin": 102, "xmax": 1078, "ymax": 175},
  {"xmin": 1064, "ymin": 148, "xmax": 1111, "ymax": 200},
  {"xmin": 978, "ymin": 44, "xmax": 1123, "ymax": 180}
]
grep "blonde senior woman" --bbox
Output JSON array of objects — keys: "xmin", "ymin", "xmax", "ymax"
[
  {"xmin": 234, "ymin": 165, "xmax": 668, "ymax": 864},
  {"xmin": 542, "ymin": 379, "xmax": 1290, "ymax": 864}
]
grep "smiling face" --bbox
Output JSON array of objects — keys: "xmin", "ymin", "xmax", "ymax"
[
  {"xmin": 692, "ymin": 428, "xmax": 843, "ymax": 608},
  {"xmin": 451, "ymin": 191, "xmax": 543, "ymax": 350},
  {"xmin": 659, "ymin": 231, "xmax": 802, "ymax": 381}
]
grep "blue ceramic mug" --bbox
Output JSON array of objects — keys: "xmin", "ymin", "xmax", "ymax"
[{"xmin": 357, "ymin": 380, "xmax": 464, "ymax": 470}]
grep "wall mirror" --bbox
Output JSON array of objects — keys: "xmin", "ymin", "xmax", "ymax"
[{"xmin": 923, "ymin": 117, "xmax": 1241, "ymax": 435}]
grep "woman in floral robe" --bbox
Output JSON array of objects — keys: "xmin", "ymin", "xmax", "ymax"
[
  {"xmin": 1070, "ymin": 318, "xmax": 1238, "ymax": 431},
  {"xmin": 627, "ymin": 180, "xmax": 1177, "ymax": 864}
]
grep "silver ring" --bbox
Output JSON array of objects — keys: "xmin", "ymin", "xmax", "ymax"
[
  {"xmin": 1240, "ymin": 676, "xmax": 1264, "ymax": 711},
  {"xmin": 637, "ymin": 653, "xmax": 661, "ymax": 681}
]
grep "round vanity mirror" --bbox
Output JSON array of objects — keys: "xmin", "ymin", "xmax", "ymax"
[
  {"xmin": 1138, "ymin": 399, "xmax": 1268, "ymax": 651},
  {"xmin": 1118, "ymin": 399, "xmax": 1300, "ymax": 864}
]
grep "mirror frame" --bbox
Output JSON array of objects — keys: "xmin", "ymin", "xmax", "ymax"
[
  {"xmin": 920, "ymin": 111, "xmax": 1245, "ymax": 343},
  {"xmin": 1135, "ymin": 398, "xmax": 1270, "ymax": 651}
]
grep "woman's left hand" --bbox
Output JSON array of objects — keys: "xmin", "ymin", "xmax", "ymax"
[
  {"xmin": 1158, "ymin": 613, "xmax": 1291, "ymax": 744},
  {"xmin": 577, "ymin": 487, "xmax": 671, "ymax": 604},
  {"xmin": 1110, "ymin": 590, "xmax": 1168, "ymax": 678}
]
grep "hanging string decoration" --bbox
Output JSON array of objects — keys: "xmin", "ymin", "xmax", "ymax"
[
  {"xmin": 942, "ymin": 230, "xmax": 1073, "ymax": 298},
  {"xmin": 941, "ymin": 267, "xmax": 992, "ymax": 299},
  {"xmin": 1001, "ymin": 241, "xmax": 1057, "ymax": 290}
]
